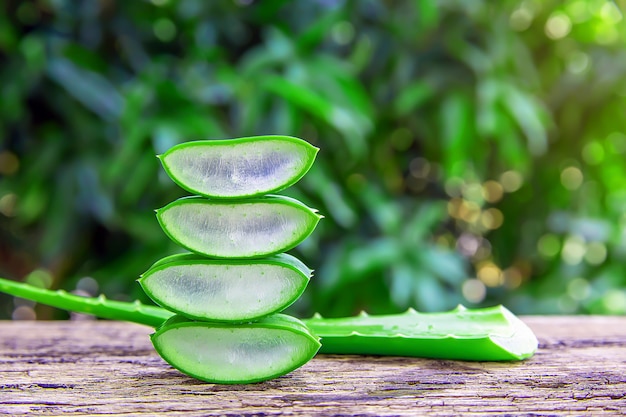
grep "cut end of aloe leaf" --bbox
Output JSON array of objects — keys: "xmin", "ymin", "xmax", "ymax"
[
  {"xmin": 156, "ymin": 195, "xmax": 321, "ymax": 258},
  {"xmin": 151, "ymin": 314, "xmax": 321, "ymax": 384},
  {"xmin": 488, "ymin": 306, "xmax": 539, "ymax": 360},
  {"xmin": 159, "ymin": 135, "xmax": 319, "ymax": 198},
  {"xmin": 140, "ymin": 253, "xmax": 312, "ymax": 322}
]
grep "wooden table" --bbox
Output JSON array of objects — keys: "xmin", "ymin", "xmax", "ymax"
[{"xmin": 0, "ymin": 317, "xmax": 625, "ymax": 416}]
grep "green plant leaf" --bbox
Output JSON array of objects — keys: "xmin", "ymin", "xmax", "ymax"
[
  {"xmin": 151, "ymin": 314, "xmax": 321, "ymax": 384},
  {"xmin": 304, "ymin": 305, "xmax": 538, "ymax": 361},
  {"xmin": 158, "ymin": 135, "xmax": 319, "ymax": 198},
  {"xmin": 139, "ymin": 253, "xmax": 312, "ymax": 322},
  {"xmin": 156, "ymin": 195, "xmax": 322, "ymax": 258}
]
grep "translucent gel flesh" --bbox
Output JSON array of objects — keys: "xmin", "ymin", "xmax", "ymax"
[
  {"xmin": 153, "ymin": 326, "xmax": 313, "ymax": 383},
  {"xmin": 159, "ymin": 201, "xmax": 315, "ymax": 257},
  {"xmin": 143, "ymin": 263, "xmax": 305, "ymax": 320},
  {"xmin": 163, "ymin": 140, "xmax": 309, "ymax": 197}
]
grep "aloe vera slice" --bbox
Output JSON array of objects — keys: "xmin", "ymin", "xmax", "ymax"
[
  {"xmin": 158, "ymin": 136, "xmax": 319, "ymax": 198},
  {"xmin": 156, "ymin": 195, "xmax": 322, "ymax": 258},
  {"xmin": 139, "ymin": 253, "xmax": 312, "ymax": 322},
  {"xmin": 152, "ymin": 314, "xmax": 321, "ymax": 384},
  {"xmin": 303, "ymin": 305, "xmax": 538, "ymax": 361}
]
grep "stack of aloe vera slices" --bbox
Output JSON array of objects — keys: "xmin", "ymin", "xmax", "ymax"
[{"xmin": 141, "ymin": 136, "xmax": 322, "ymax": 384}]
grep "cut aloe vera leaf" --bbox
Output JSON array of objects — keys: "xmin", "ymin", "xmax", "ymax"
[
  {"xmin": 156, "ymin": 195, "xmax": 322, "ymax": 258},
  {"xmin": 158, "ymin": 136, "xmax": 319, "ymax": 198},
  {"xmin": 303, "ymin": 305, "xmax": 538, "ymax": 361},
  {"xmin": 139, "ymin": 253, "xmax": 312, "ymax": 322},
  {"xmin": 151, "ymin": 314, "xmax": 321, "ymax": 384}
]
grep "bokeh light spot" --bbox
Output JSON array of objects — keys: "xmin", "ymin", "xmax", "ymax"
[
  {"xmin": 602, "ymin": 290, "xmax": 626, "ymax": 314},
  {"xmin": 458, "ymin": 200, "xmax": 481, "ymax": 223},
  {"xmin": 481, "ymin": 208, "xmax": 504, "ymax": 230},
  {"xmin": 600, "ymin": 2, "xmax": 623, "ymax": 24},
  {"xmin": 12, "ymin": 305, "xmax": 36, "ymax": 320},
  {"xmin": 499, "ymin": 170, "xmax": 523, "ymax": 192},
  {"xmin": 473, "ymin": 239, "xmax": 492, "ymax": 261},
  {"xmin": 444, "ymin": 177, "xmax": 464, "ymax": 197},
  {"xmin": 503, "ymin": 267, "xmax": 523, "ymax": 289},
  {"xmin": 567, "ymin": 277, "xmax": 591, "ymax": 301},
  {"xmin": 77, "ymin": 276, "xmax": 99, "ymax": 295},
  {"xmin": 566, "ymin": 0, "xmax": 591, "ymax": 23},
  {"xmin": 584, "ymin": 241, "xmax": 607, "ymax": 265},
  {"xmin": 558, "ymin": 295, "xmax": 578, "ymax": 313},
  {"xmin": 462, "ymin": 279, "xmax": 486, "ymax": 303},
  {"xmin": 25, "ymin": 269, "xmax": 53, "ymax": 289},
  {"xmin": 456, "ymin": 233, "xmax": 481, "ymax": 257},
  {"xmin": 409, "ymin": 157, "xmax": 430, "ymax": 178},
  {"xmin": 154, "ymin": 18, "xmax": 177, "ymax": 42},
  {"xmin": 482, "ymin": 180, "xmax": 504, "ymax": 203},
  {"xmin": 560, "ymin": 166, "xmax": 583, "ymax": 190},
  {"xmin": 567, "ymin": 51, "xmax": 590, "ymax": 74},
  {"xmin": 510, "ymin": 8, "xmax": 533, "ymax": 31},
  {"xmin": 545, "ymin": 13, "xmax": 572, "ymax": 39},
  {"xmin": 0, "ymin": 193, "xmax": 18, "ymax": 217},
  {"xmin": 332, "ymin": 21, "xmax": 355, "ymax": 45},
  {"xmin": 561, "ymin": 235, "xmax": 586, "ymax": 265},
  {"xmin": 462, "ymin": 182, "xmax": 484, "ymax": 203},
  {"xmin": 0, "ymin": 151, "xmax": 19, "ymax": 175},
  {"xmin": 477, "ymin": 262, "xmax": 503, "ymax": 287},
  {"xmin": 537, "ymin": 233, "xmax": 561, "ymax": 258},
  {"xmin": 581, "ymin": 141, "xmax": 604, "ymax": 165},
  {"xmin": 608, "ymin": 132, "xmax": 626, "ymax": 154}
]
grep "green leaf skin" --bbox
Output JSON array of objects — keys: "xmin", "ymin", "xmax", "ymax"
[
  {"xmin": 0, "ymin": 277, "xmax": 171, "ymax": 327},
  {"xmin": 152, "ymin": 314, "xmax": 321, "ymax": 384},
  {"xmin": 139, "ymin": 253, "xmax": 312, "ymax": 322},
  {"xmin": 303, "ymin": 305, "xmax": 538, "ymax": 361},
  {"xmin": 156, "ymin": 195, "xmax": 322, "ymax": 258},
  {"xmin": 0, "ymin": 277, "xmax": 538, "ymax": 363},
  {"xmin": 158, "ymin": 136, "xmax": 319, "ymax": 199}
]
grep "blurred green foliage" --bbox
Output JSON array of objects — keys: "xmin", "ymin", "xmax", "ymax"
[{"xmin": 1, "ymin": 0, "xmax": 626, "ymax": 320}]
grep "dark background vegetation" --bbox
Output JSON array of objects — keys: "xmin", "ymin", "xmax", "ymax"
[{"xmin": 1, "ymin": 0, "xmax": 626, "ymax": 320}]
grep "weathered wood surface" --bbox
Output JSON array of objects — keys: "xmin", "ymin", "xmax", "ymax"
[{"xmin": 0, "ymin": 317, "xmax": 624, "ymax": 416}]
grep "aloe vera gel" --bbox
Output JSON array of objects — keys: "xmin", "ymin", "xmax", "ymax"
[
  {"xmin": 139, "ymin": 253, "xmax": 312, "ymax": 321},
  {"xmin": 152, "ymin": 314, "xmax": 320, "ymax": 384},
  {"xmin": 145, "ymin": 135, "xmax": 322, "ymax": 383},
  {"xmin": 158, "ymin": 136, "xmax": 318, "ymax": 198}
]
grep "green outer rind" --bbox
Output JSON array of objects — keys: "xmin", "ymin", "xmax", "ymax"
[
  {"xmin": 150, "ymin": 314, "xmax": 321, "ymax": 384},
  {"xmin": 158, "ymin": 135, "xmax": 319, "ymax": 199},
  {"xmin": 145, "ymin": 252, "xmax": 312, "ymax": 275},
  {"xmin": 155, "ymin": 195, "xmax": 322, "ymax": 259},
  {"xmin": 138, "ymin": 254, "xmax": 312, "ymax": 322},
  {"xmin": 302, "ymin": 305, "xmax": 538, "ymax": 361},
  {"xmin": 0, "ymin": 277, "xmax": 171, "ymax": 327}
]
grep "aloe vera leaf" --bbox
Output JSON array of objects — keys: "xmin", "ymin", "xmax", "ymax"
[
  {"xmin": 158, "ymin": 135, "xmax": 319, "ymax": 199},
  {"xmin": 0, "ymin": 278, "xmax": 537, "ymax": 362},
  {"xmin": 139, "ymin": 253, "xmax": 312, "ymax": 322},
  {"xmin": 302, "ymin": 305, "xmax": 538, "ymax": 361},
  {"xmin": 156, "ymin": 195, "xmax": 322, "ymax": 258},
  {"xmin": 152, "ymin": 314, "xmax": 321, "ymax": 384},
  {"xmin": 0, "ymin": 277, "xmax": 171, "ymax": 327}
]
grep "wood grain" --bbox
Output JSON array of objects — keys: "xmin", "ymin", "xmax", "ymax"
[{"xmin": 0, "ymin": 317, "xmax": 625, "ymax": 416}]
